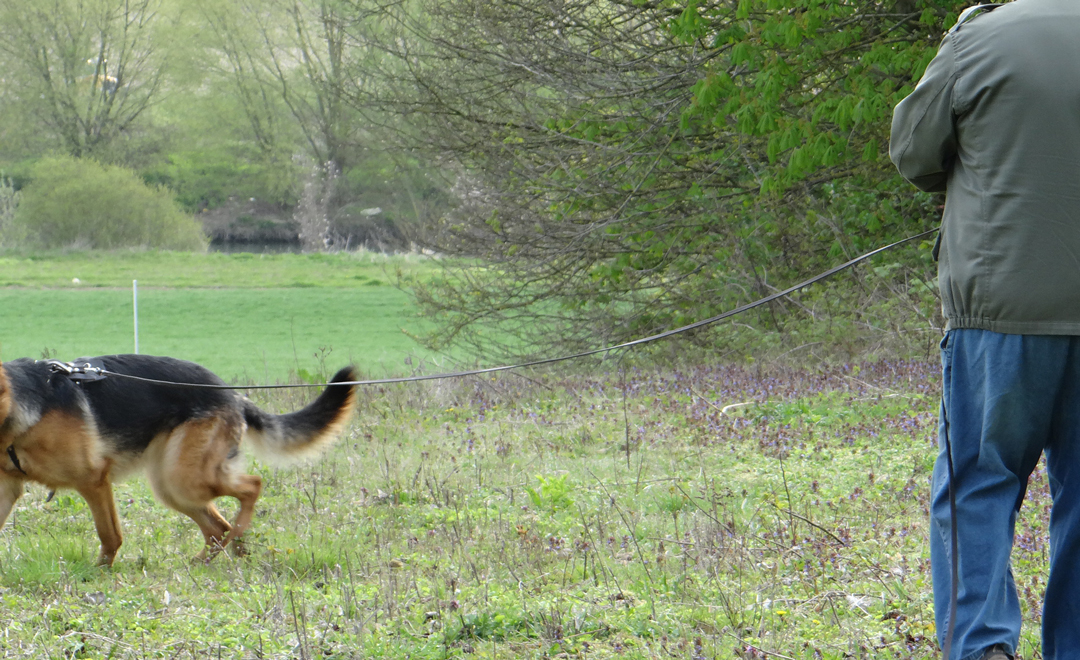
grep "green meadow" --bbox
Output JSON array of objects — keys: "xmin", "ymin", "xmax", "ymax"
[
  {"xmin": 0, "ymin": 251, "xmax": 450, "ymax": 380},
  {"xmin": 0, "ymin": 357, "xmax": 1024, "ymax": 660},
  {"xmin": 0, "ymin": 252, "xmax": 1052, "ymax": 659}
]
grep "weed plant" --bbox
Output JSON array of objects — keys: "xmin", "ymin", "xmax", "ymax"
[{"xmin": 0, "ymin": 359, "xmax": 1051, "ymax": 658}]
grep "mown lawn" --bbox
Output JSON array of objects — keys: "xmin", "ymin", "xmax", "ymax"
[
  {"xmin": 0, "ymin": 250, "xmax": 450, "ymax": 380},
  {"xmin": 0, "ymin": 250, "xmax": 433, "ymax": 289},
  {"xmin": 0, "ymin": 358, "xmax": 1050, "ymax": 659},
  {"xmin": 0, "ymin": 287, "xmax": 436, "ymax": 381}
]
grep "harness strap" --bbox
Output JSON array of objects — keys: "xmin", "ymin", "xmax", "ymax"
[{"xmin": 6, "ymin": 445, "xmax": 27, "ymax": 475}]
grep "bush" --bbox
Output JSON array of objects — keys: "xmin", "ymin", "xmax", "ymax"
[
  {"xmin": 141, "ymin": 147, "xmax": 297, "ymax": 212},
  {"xmin": 14, "ymin": 156, "xmax": 207, "ymax": 250}
]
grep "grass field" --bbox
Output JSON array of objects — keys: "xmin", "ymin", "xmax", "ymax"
[
  {"xmin": 0, "ymin": 251, "xmax": 450, "ymax": 380},
  {"xmin": 0, "ymin": 358, "xmax": 1049, "ymax": 660},
  {"xmin": 0, "ymin": 250, "xmax": 430, "ymax": 289},
  {"xmin": 0, "ymin": 251, "xmax": 1051, "ymax": 659}
]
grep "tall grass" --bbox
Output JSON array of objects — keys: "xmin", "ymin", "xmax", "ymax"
[{"xmin": 0, "ymin": 359, "xmax": 1040, "ymax": 659}]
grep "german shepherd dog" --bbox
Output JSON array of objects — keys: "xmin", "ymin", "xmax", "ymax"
[{"xmin": 0, "ymin": 354, "xmax": 357, "ymax": 566}]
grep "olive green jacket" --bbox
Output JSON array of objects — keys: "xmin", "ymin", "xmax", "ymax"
[{"xmin": 890, "ymin": 0, "xmax": 1080, "ymax": 334}]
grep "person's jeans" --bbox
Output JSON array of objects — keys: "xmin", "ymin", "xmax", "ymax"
[{"xmin": 934, "ymin": 329, "xmax": 1080, "ymax": 660}]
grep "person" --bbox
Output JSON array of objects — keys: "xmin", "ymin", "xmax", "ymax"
[{"xmin": 890, "ymin": 1, "xmax": 1080, "ymax": 659}]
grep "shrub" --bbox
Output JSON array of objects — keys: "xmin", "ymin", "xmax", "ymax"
[
  {"xmin": 14, "ymin": 156, "xmax": 207, "ymax": 250},
  {"xmin": 141, "ymin": 148, "xmax": 296, "ymax": 211}
]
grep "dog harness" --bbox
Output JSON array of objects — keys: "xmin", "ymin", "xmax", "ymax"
[
  {"xmin": 5, "ymin": 445, "xmax": 26, "ymax": 475},
  {"xmin": 41, "ymin": 358, "xmax": 108, "ymax": 382},
  {"xmin": 3, "ymin": 360, "xmax": 110, "ymax": 477}
]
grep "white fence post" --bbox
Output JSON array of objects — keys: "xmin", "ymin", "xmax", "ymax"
[{"xmin": 133, "ymin": 280, "xmax": 139, "ymax": 354}]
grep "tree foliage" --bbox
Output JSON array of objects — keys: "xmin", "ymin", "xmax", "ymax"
[
  {"xmin": 0, "ymin": 0, "xmax": 443, "ymax": 251},
  {"xmin": 179, "ymin": 0, "xmax": 440, "ymax": 246},
  {"xmin": 0, "ymin": 0, "xmax": 172, "ymax": 159},
  {"xmin": 0, "ymin": 0, "xmax": 969, "ymax": 352},
  {"xmin": 196, "ymin": 0, "xmax": 366, "ymax": 172},
  {"xmin": 0, "ymin": 174, "xmax": 19, "ymax": 248},
  {"xmin": 359, "ymin": 0, "xmax": 962, "ymax": 357}
]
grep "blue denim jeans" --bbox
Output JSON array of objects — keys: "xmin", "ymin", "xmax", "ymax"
[{"xmin": 934, "ymin": 329, "xmax": 1080, "ymax": 660}]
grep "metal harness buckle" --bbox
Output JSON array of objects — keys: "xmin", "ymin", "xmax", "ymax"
[{"xmin": 42, "ymin": 359, "xmax": 108, "ymax": 382}]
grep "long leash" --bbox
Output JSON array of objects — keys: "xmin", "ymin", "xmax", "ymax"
[
  {"xmin": 51, "ymin": 227, "xmax": 939, "ymax": 391},
  {"xmin": 44, "ymin": 225, "xmax": 961, "ymax": 654}
]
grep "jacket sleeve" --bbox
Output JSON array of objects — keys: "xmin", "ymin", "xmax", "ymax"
[{"xmin": 889, "ymin": 36, "xmax": 960, "ymax": 193}]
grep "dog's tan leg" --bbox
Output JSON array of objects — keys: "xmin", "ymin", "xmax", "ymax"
[
  {"xmin": 181, "ymin": 474, "xmax": 262, "ymax": 562},
  {"xmin": 0, "ymin": 478, "xmax": 24, "ymax": 530},
  {"xmin": 181, "ymin": 503, "xmax": 232, "ymax": 562},
  {"xmin": 217, "ymin": 474, "xmax": 262, "ymax": 555},
  {"xmin": 174, "ymin": 477, "xmax": 262, "ymax": 562},
  {"xmin": 77, "ymin": 480, "xmax": 123, "ymax": 567},
  {"xmin": 148, "ymin": 417, "xmax": 265, "ymax": 561}
]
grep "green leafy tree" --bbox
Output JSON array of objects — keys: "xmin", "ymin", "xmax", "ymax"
[
  {"xmin": 15, "ymin": 156, "xmax": 207, "ymax": 250},
  {"xmin": 0, "ymin": 0, "xmax": 173, "ymax": 159},
  {"xmin": 198, "ymin": 0, "xmax": 403, "ymax": 174},
  {"xmin": 191, "ymin": 0, "xmax": 432, "ymax": 248},
  {"xmin": 362, "ymin": 0, "xmax": 962, "ymax": 357},
  {"xmin": 197, "ymin": 0, "xmax": 290, "ymax": 164}
]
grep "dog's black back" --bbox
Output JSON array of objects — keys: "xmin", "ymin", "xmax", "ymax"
[{"xmin": 5, "ymin": 355, "xmax": 239, "ymax": 453}]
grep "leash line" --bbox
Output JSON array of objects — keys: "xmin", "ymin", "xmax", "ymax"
[{"xmin": 66, "ymin": 227, "xmax": 939, "ymax": 391}]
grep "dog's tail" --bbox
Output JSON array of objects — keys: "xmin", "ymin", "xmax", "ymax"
[{"xmin": 243, "ymin": 366, "xmax": 358, "ymax": 464}]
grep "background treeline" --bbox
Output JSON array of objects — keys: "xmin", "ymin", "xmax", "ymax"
[
  {"xmin": 0, "ymin": 0, "xmax": 968, "ymax": 360},
  {"xmin": 0, "ymin": 0, "xmax": 445, "ymax": 252}
]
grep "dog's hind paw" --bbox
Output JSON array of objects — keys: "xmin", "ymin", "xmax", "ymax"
[{"xmin": 229, "ymin": 538, "xmax": 249, "ymax": 558}]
